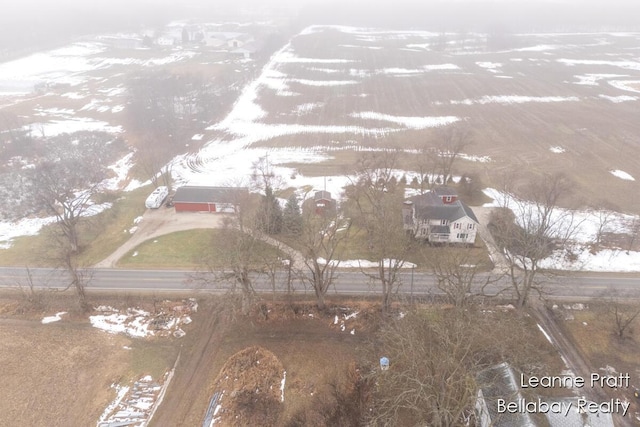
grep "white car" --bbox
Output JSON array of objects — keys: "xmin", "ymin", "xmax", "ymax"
[{"xmin": 145, "ymin": 186, "xmax": 169, "ymax": 209}]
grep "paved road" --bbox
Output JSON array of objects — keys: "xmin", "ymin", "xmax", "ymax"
[{"xmin": 1, "ymin": 267, "xmax": 639, "ymax": 300}]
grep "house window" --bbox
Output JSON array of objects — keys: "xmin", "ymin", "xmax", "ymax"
[
  {"xmin": 445, "ymin": 196, "xmax": 452, "ymax": 202},
  {"xmin": 441, "ymin": 219, "xmax": 448, "ymax": 225},
  {"xmin": 454, "ymin": 223, "xmax": 461, "ymax": 229},
  {"xmin": 457, "ymin": 233, "xmax": 468, "ymax": 240},
  {"xmin": 467, "ymin": 223, "xmax": 474, "ymax": 230}
]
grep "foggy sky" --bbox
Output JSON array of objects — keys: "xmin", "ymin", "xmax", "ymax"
[{"xmin": 1, "ymin": 0, "xmax": 639, "ymax": 53}]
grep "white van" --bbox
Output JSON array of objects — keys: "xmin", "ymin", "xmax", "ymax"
[{"xmin": 145, "ymin": 186, "xmax": 169, "ymax": 209}]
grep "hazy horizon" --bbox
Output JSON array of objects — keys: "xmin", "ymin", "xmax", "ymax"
[{"xmin": 1, "ymin": 0, "xmax": 639, "ymax": 55}]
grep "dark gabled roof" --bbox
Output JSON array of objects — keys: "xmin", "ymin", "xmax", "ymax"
[
  {"xmin": 173, "ymin": 186, "xmax": 248, "ymax": 204},
  {"xmin": 407, "ymin": 191, "xmax": 478, "ymax": 223},
  {"xmin": 460, "ymin": 201, "xmax": 479, "ymax": 223}
]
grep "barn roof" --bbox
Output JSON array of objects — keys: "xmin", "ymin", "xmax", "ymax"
[
  {"xmin": 173, "ymin": 186, "xmax": 248, "ymax": 204},
  {"xmin": 314, "ymin": 190, "xmax": 334, "ymax": 202}
]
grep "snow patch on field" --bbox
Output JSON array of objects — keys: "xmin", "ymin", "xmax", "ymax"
[
  {"xmin": 275, "ymin": 51, "xmax": 355, "ymax": 64},
  {"xmin": 42, "ymin": 312, "xmax": 67, "ymax": 324},
  {"xmin": 102, "ymin": 152, "xmax": 137, "ymax": 191},
  {"xmin": 608, "ymin": 80, "xmax": 640, "ymax": 93},
  {"xmin": 477, "ymin": 62, "xmax": 502, "ymax": 72},
  {"xmin": 610, "ymin": 170, "xmax": 635, "ymax": 181},
  {"xmin": 318, "ymin": 258, "xmax": 417, "ymax": 268},
  {"xmin": 0, "ymin": 201, "xmax": 111, "ymax": 248},
  {"xmin": 451, "ymin": 95, "xmax": 579, "ymax": 105},
  {"xmin": 0, "ymin": 216, "xmax": 56, "ymax": 248},
  {"xmin": 550, "ymin": 146, "xmax": 566, "ymax": 153},
  {"xmin": 516, "ymin": 44, "xmax": 561, "ymax": 52},
  {"xmin": 573, "ymin": 73, "xmax": 628, "ymax": 86},
  {"xmin": 599, "ymin": 94, "xmax": 638, "ymax": 103},
  {"xmin": 351, "ymin": 111, "xmax": 459, "ymax": 129},
  {"xmin": 293, "ymin": 102, "xmax": 325, "ymax": 114},
  {"xmin": 0, "ymin": 42, "xmax": 106, "ymax": 94},
  {"xmin": 27, "ymin": 117, "xmax": 122, "ymax": 137},
  {"xmin": 558, "ymin": 58, "xmax": 640, "ymax": 72}
]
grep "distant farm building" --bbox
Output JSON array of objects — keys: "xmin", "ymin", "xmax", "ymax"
[{"xmin": 172, "ymin": 186, "xmax": 248, "ymax": 213}]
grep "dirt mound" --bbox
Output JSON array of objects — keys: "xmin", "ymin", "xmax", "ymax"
[{"xmin": 207, "ymin": 346, "xmax": 285, "ymax": 427}]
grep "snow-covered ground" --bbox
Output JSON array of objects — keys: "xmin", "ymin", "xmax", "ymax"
[
  {"xmin": 90, "ymin": 299, "xmax": 196, "ymax": 338},
  {"xmin": 483, "ymin": 188, "xmax": 640, "ymax": 272}
]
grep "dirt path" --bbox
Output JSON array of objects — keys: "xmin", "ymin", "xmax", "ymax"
[{"xmin": 149, "ymin": 299, "xmax": 230, "ymax": 427}]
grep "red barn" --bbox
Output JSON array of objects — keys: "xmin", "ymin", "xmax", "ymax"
[{"xmin": 172, "ymin": 186, "xmax": 248, "ymax": 213}]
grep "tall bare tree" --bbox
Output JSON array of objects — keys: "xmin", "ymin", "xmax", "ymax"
[
  {"xmin": 434, "ymin": 123, "xmax": 473, "ymax": 185},
  {"xmin": 427, "ymin": 247, "xmax": 494, "ymax": 307},
  {"xmin": 604, "ymin": 289, "xmax": 640, "ymax": 340},
  {"xmin": 489, "ymin": 173, "xmax": 580, "ymax": 309},
  {"xmin": 368, "ymin": 306, "xmax": 551, "ymax": 426},
  {"xmin": 297, "ymin": 209, "xmax": 350, "ymax": 310},
  {"xmin": 347, "ymin": 150, "xmax": 413, "ymax": 312},
  {"xmin": 367, "ymin": 310, "xmax": 479, "ymax": 426},
  {"xmin": 24, "ymin": 133, "xmax": 117, "ymax": 253},
  {"xmin": 414, "ymin": 124, "xmax": 473, "ymax": 190},
  {"xmin": 196, "ymin": 188, "xmax": 262, "ymax": 315},
  {"xmin": 589, "ymin": 200, "xmax": 619, "ymax": 251}
]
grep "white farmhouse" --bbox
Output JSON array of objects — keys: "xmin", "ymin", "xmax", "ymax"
[{"xmin": 402, "ymin": 187, "xmax": 478, "ymax": 245}]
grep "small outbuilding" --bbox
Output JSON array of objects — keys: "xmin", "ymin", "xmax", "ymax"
[
  {"xmin": 172, "ymin": 186, "xmax": 248, "ymax": 213},
  {"xmin": 314, "ymin": 190, "xmax": 336, "ymax": 215}
]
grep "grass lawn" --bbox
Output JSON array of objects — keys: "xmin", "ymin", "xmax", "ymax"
[
  {"xmin": 118, "ymin": 228, "xmax": 285, "ymax": 269},
  {"xmin": 118, "ymin": 229, "xmax": 215, "ymax": 269},
  {"xmin": 0, "ymin": 186, "xmax": 149, "ymax": 267},
  {"xmin": 559, "ymin": 302, "xmax": 640, "ymax": 412},
  {"xmin": 563, "ymin": 303, "xmax": 640, "ymax": 368},
  {"xmin": 275, "ymin": 224, "xmax": 493, "ymax": 271}
]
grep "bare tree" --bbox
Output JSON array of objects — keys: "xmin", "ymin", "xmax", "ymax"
[
  {"xmin": 489, "ymin": 173, "xmax": 580, "ymax": 309},
  {"xmin": 60, "ymin": 248, "xmax": 93, "ymax": 311},
  {"xmin": 297, "ymin": 209, "xmax": 350, "ymax": 310},
  {"xmin": 23, "ymin": 133, "xmax": 116, "ymax": 253},
  {"xmin": 194, "ymin": 188, "xmax": 263, "ymax": 315},
  {"xmin": 136, "ymin": 136, "xmax": 174, "ymax": 190},
  {"xmin": 12, "ymin": 267, "xmax": 47, "ymax": 311},
  {"xmin": 427, "ymin": 247, "xmax": 494, "ymax": 307},
  {"xmin": 414, "ymin": 124, "xmax": 473, "ymax": 190},
  {"xmin": 605, "ymin": 290, "xmax": 640, "ymax": 339},
  {"xmin": 590, "ymin": 200, "xmax": 619, "ymax": 251},
  {"xmin": 368, "ymin": 307, "xmax": 551, "ymax": 426},
  {"xmin": 414, "ymin": 146, "xmax": 438, "ymax": 194},
  {"xmin": 347, "ymin": 151, "xmax": 412, "ymax": 312},
  {"xmin": 626, "ymin": 216, "xmax": 640, "ymax": 254},
  {"xmin": 367, "ymin": 310, "xmax": 479, "ymax": 427}
]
